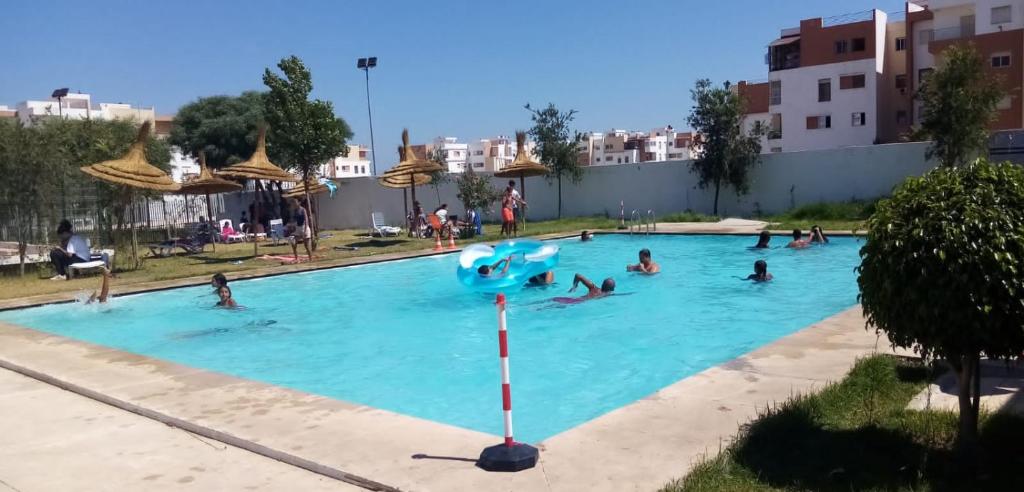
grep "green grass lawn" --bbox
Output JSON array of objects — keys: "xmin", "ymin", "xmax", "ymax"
[
  {"xmin": 764, "ymin": 200, "xmax": 876, "ymax": 232},
  {"xmin": 0, "ymin": 216, "xmax": 616, "ymax": 301},
  {"xmin": 663, "ymin": 355, "xmax": 1024, "ymax": 491}
]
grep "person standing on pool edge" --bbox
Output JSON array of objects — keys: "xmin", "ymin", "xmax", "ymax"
[
  {"xmin": 507, "ymin": 180, "xmax": 526, "ymax": 236},
  {"xmin": 288, "ymin": 197, "xmax": 314, "ymax": 263},
  {"xmin": 626, "ymin": 248, "xmax": 660, "ymax": 274}
]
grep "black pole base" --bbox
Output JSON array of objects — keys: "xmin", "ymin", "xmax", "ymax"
[{"xmin": 476, "ymin": 442, "xmax": 539, "ymax": 472}]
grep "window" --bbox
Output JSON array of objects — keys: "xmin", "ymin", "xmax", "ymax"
[
  {"xmin": 770, "ymin": 147, "xmax": 782, "ymax": 153},
  {"xmin": 341, "ymin": 165, "xmax": 350, "ymax": 171},
  {"xmin": 624, "ymin": 156, "xmax": 630, "ymax": 163},
  {"xmin": 359, "ymin": 150, "xmax": 367, "ymax": 158},
  {"xmin": 473, "ymin": 162, "xmax": 484, "ymax": 168},
  {"xmin": 769, "ymin": 80, "xmax": 782, "ymax": 105},
  {"xmin": 474, "ymin": 150, "xmax": 483, "ymax": 156},
  {"xmin": 895, "ymin": 37, "xmax": 906, "ymax": 51},
  {"xmin": 839, "ymin": 73, "xmax": 866, "ymax": 89},
  {"xmin": 806, "ymin": 115, "xmax": 831, "ymax": 129},
  {"xmin": 992, "ymin": 54, "xmax": 1011, "ymax": 68},
  {"xmin": 992, "ymin": 5, "xmax": 1012, "ymax": 24},
  {"xmin": 604, "ymin": 144, "xmax": 613, "ymax": 150},
  {"xmin": 852, "ymin": 37, "xmax": 866, "ymax": 52},
  {"xmin": 997, "ymin": 96, "xmax": 1013, "ymax": 110},
  {"xmin": 835, "ymin": 40, "xmax": 848, "ymax": 54},
  {"xmin": 768, "ymin": 113, "xmax": 782, "ymax": 139},
  {"xmin": 617, "ymin": 158, "xmax": 622, "ymax": 164},
  {"xmin": 361, "ymin": 166, "xmax": 366, "ymax": 174},
  {"xmin": 895, "ymin": 74, "xmax": 907, "ymax": 90},
  {"xmin": 918, "ymin": 29, "xmax": 934, "ymax": 44},
  {"xmin": 818, "ymin": 78, "xmax": 831, "ymax": 102},
  {"xmin": 918, "ymin": 68, "xmax": 934, "ymax": 84},
  {"xmin": 851, "ymin": 112, "xmax": 866, "ymax": 126},
  {"xmin": 896, "ymin": 110, "xmax": 908, "ymax": 125}
]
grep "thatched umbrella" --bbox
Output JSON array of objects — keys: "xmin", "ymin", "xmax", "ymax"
[
  {"xmin": 178, "ymin": 151, "xmax": 242, "ymax": 251},
  {"xmin": 81, "ymin": 121, "xmax": 180, "ymax": 268},
  {"xmin": 378, "ymin": 129, "xmax": 443, "ymax": 214},
  {"xmin": 282, "ymin": 178, "xmax": 330, "ymax": 199},
  {"xmin": 218, "ymin": 126, "xmax": 299, "ymax": 256},
  {"xmin": 494, "ymin": 131, "xmax": 549, "ymax": 231}
]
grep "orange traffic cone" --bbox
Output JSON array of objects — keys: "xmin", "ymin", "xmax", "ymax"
[
  {"xmin": 448, "ymin": 231, "xmax": 457, "ymax": 250},
  {"xmin": 433, "ymin": 232, "xmax": 443, "ymax": 251}
]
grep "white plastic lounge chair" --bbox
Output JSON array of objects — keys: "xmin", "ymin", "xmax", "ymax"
[
  {"xmin": 67, "ymin": 260, "xmax": 106, "ymax": 280},
  {"xmin": 269, "ymin": 219, "xmax": 285, "ymax": 245},
  {"xmin": 371, "ymin": 212, "xmax": 401, "ymax": 237},
  {"xmin": 220, "ymin": 220, "xmax": 246, "ymax": 243}
]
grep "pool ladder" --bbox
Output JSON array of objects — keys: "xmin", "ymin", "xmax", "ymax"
[{"xmin": 629, "ymin": 209, "xmax": 657, "ymax": 236}]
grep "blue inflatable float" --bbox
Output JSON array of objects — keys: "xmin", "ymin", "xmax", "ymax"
[{"xmin": 457, "ymin": 239, "xmax": 559, "ymax": 293}]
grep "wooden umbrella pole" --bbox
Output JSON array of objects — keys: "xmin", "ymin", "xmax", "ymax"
[
  {"xmin": 129, "ymin": 189, "xmax": 139, "ymax": 269},
  {"xmin": 253, "ymin": 180, "xmax": 261, "ymax": 257},
  {"xmin": 205, "ymin": 192, "xmax": 216, "ymax": 252},
  {"xmin": 520, "ymin": 174, "xmax": 527, "ymax": 232}
]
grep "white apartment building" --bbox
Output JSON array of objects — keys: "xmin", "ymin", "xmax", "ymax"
[
  {"xmin": 323, "ymin": 144, "xmax": 373, "ymax": 178},
  {"xmin": 15, "ymin": 92, "xmax": 155, "ymax": 127},
  {"xmin": 578, "ymin": 127, "xmax": 696, "ymax": 165},
  {"xmin": 428, "ymin": 137, "xmax": 469, "ymax": 173}
]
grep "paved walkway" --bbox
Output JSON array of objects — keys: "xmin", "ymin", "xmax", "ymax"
[
  {"xmin": 0, "ymin": 369, "xmax": 358, "ymax": 492},
  {"xmin": 907, "ymin": 359, "xmax": 1024, "ymax": 415}
]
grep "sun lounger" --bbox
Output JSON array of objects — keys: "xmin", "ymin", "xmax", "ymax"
[
  {"xmin": 220, "ymin": 220, "xmax": 246, "ymax": 243},
  {"xmin": 371, "ymin": 212, "xmax": 401, "ymax": 237},
  {"xmin": 269, "ymin": 219, "xmax": 285, "ymax": 246},
  {"xmin": 67, "ymin": 260, "xmax": 106, "ymax": 280}
]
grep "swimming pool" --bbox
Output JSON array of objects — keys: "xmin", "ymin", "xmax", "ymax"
[{"xmin": 0, "ymin": 234, "xmax": 863, "ymax": 443}]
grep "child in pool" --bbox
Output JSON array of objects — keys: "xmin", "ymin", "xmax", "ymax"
[
  {"xmin": 552, "ymin": 274, "xmax": 614, "ymax": 304},
  {"xmin": 745, "ymin": 260, "xmax": 773, "ymax": 282},
  {"xmin": 216, "ymin": 285, "xmax": 238, "ymax": 308},
  {"xmin": 477, "ymin": 256, "xmax": 514, "ymax": 278}
]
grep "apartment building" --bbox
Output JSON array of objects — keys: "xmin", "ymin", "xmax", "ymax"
[
  {"xmin": 15, "ymin": 92, "xmax": 156, "ymax": 127},
  {"xmin": 905, "ymin": 0, "xmax": 1024, "ymax": 130},
  {"xmin": 0, "ymin": 105, "xmax": 15, "ymax": 120},
  {"xmin": 739, "ymin": 2, "xmax": 1024, "ymax": 153},
  {"xmin": 323, "ymin": 144, "xmax": 373, "ymax": 178},
  {"xmin": 578, "ymin": 127, "xmax": 697, "ymax": 165}
]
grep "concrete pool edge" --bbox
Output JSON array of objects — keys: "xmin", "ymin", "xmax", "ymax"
[
  {"xmin": 0, "ymin": 226, "xmax": 865, "ymax": 311},
  {"xmin": 0, "ymin": 306, "xmax": 902, "ymax": 491}
]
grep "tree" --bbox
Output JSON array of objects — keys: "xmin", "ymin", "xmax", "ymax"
[
  {"xmin": 168, "ymin": 92, "xmax": 267, "ymax": 168},
  {"xmin": 526, "ymin": 103, "xmax": 582, "ymax": 218},
  {"xmin": 686, "ymin": 79, "xmax": 764, "ymax": 215},
  {"xmin": 263, "ymin": 55, "xmax": 352, "ymax": 247},
  {"xmin": 426, "ymin": 146, "xmax": 452, "ymax": 206},
  {"xmin": 0, "ymin": 120, "xmax": 58, "ymax": 275},
  {"xmin": 857, "ymin": 159, "xmax": 1024, "ymax": 451},
  {"xmin": 915, "ymin": 44, "xmax": 1002, "ymax": 168},
  {"xmin": 456, "ymin": 165, "xmax": 501, "ymax": 216}
]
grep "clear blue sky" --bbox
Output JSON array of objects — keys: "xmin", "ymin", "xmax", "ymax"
[{"xmin": 2, "ymin": 0, "xmax": 902, "ymax": 168}]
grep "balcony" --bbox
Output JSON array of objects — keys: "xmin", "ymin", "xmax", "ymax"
[{"xmin": 931, "ymin": 24, "xmax": 974, "ymax": 42}]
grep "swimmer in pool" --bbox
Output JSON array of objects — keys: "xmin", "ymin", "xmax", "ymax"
[
  {"xmin": 85, "ymin": 267, "xmax": 112, "ymax": 304},
  {"xmin": 211, "ymin": 272, "xmax": 228, "ymax": 292},
  {"xmin": 752, "ymin": 231, "xmax": 771, "ymax": 249},
  {"xmin": 551, "ymin": 274, "xmax": 614, "ymax": 304},
  {"xmin": 809, "ymin": 225, "xmax": 829, "ymax": 244},
  {"xmin": 626, "ymin": 248, "xmax": 660, "ymax": 274},
  {"xmin": 527, "ymin": 271, "xmax": 555, "ymax": 286},
  {"xmin": 477, "ymin": 256, "xmax": 514, "ymax": 278},
  {"xmin": 580, "ymin": 230, "xmax": 593, "ymax": 242},
  {"xmin": 745, "ymin": 260, "xmax": 773, "ymax": 282},
  {"xmin": 787, "ymin": 229, "xmax": 810, "ymax": 249},
  {"xmin": 216, "ymin": 285, "xmax": 237, "ymax": 308}
]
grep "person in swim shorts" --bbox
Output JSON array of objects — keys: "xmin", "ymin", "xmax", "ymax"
[
  {"xmin": 289, "ymin": 197, "xmax": 314, "ymax": 262},
  {"xmin": 551, "ymin": 274, "xmax": 614, "ymax": 304}
]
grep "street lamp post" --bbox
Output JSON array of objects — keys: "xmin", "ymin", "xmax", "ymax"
[
  {"xmin": 52, "ymin": 87, "xmax": 69, "ymax": 118},
  {"xmin": 52, "ymin": 88, "xmax": 70, "ymax": 217},
  {"xmin": 357, "ymin": 57, "xmax": 378, "ymax": 176}
]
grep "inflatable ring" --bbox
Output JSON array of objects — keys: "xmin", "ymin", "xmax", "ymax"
[{"xmin": 457, "ymin": 239, "xmax": 559, "ymax": 293}]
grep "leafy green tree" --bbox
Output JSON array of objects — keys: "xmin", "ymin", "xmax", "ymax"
[
  {"xmin": 456, "ymin": 165, "xmax": 501, "ymax": 216},
  {"xmin": 263, "ymin": 55, "xmax": 353, "ymax": 246},
  {"xmin": 0, "ymin": 120, "xmax": 58, "ymax": 275},
  {"xmin": 426, "ymin": 146, "xmax": 452, "ymax": 206},
  {"xmin": 526, "ymin": 103, "xmax": 583, "ymax": 218},
  {"xmin": 168, "ymin": 91, "xmax": 266, "ymax": 168},
  {"xmin": 858, "ymin": 159, "xmax": 1024, "ymax": 450},
  {"xmin": 915, "ymin": 44, "xmax": 1002, "ymax": 168},
  {"xmin": 686, "ymin": 79, "xmax": 764, "ymax": 215}
]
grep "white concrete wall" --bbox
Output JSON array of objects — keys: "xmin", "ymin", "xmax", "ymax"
[
  {"xmin": 220, "ymin": 142, "xmax": 937, "ymax": 230},
  {"xmin": 769, "ymin": 57, "xmax": 881, "ymax": 151},
  {"xmin": 975, "ymin": 0, "xmax": 1024, "ymax": 34}
]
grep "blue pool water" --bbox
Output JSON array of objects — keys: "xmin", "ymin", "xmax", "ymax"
[{"xmin": 0, "ymin": 234, "xmax": 863, "ymax": 442}]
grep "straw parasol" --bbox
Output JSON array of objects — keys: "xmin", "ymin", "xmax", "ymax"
[
  {"xmin": 178, "ymin": 151, "xmax": 242, "ymax": 251},
  {"xmin": 218, "ymin": 126, "xmax": 298, "ymax": 256},
  {"xmin": 378, "ymin": 129, "xmax": 443, "ymax": 214},
  {"xmin": 80, "ymin": 121, "xmax": 180, "ymax": 268},
  {"xmin": 494, "ymin": 131, "xmax": 549, "ymax": 230},
  {"xmin": 282, "ymin": 178, "xmax": 330, "ymax": 199}
]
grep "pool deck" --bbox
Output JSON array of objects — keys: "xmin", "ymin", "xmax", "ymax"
[{"xmin": 0, "ymin": 224, "xmax": 888, "ymax": 491}]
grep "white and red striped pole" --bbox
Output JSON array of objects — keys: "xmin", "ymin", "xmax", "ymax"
[
  {"xmin": 477, "ymin": 293, "xmax": 539, "ymax": 472},
  {"xmin": 496, "ymin": 292, "xmax": 514, "ymax": 447}
]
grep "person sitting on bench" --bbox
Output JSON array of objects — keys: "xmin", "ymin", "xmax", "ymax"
[{"xmin": 50, "ymin": 219, "xmax": 89, "ymax": 280}]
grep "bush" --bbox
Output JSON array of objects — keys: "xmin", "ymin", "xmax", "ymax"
[
  {"xmin": 781, "ymin": 200, "xmax": 876, "ymax": 221},
  {"xmin": 857, "ymin": 158, "xmax": 1024, "ymax": 448}
]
